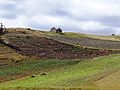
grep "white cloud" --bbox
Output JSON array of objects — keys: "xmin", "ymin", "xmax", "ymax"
[
  {"xmin": 0, "ymin": 0, "xmax": 120, "ymax": 35},
  {"xmin": 1, "ymin": 16, "xmax": 27, "ymax": 28},
  {"xmin": 78, "ymin": 21, "xmax": 107, "ymax": 31},
  {"xmin": 69, "ymin": 0, "xmax": 120, "ymax": 18}
]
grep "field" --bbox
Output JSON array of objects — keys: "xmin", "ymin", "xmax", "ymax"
[
  {"xmin": 0, "ymin": 28, "xmax": 120, "ymax": 90},
  {"xmin": 0, "ymin": 43, "xmax": 26, "ymax": 67},
  {"xmin": 0, "ymin": 54, "xmax": 120, "ymax": 89},
  {"xmin": 49, "ymin": 34, "xmax": 120, "ymax": 49},
  {"xmin": 2, "ymin": 30, "xmax": 115, "ymax": 59},
  {"xmin": 43, "ymin": 31, "xmax": 120, "ymax": 41},
  {"xmin": 0, "ymin": 59, "xmax": 79, "ymax": 82}
]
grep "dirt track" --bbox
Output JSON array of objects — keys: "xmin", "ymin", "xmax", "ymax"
[{"xmin": 92, "ymin": 70, "xmax": 120, "ymax": 88}]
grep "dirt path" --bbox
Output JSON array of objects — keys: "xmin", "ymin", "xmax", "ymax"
[{"xmin": 91, "ymin": 70, "xmax": 120, "ymax": 88}]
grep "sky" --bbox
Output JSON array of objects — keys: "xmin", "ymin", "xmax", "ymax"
[{"xmin": 0, "ymin": 0, "xmax": 120, "ymax": 35}]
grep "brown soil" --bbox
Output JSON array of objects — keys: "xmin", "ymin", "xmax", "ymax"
[{"xmin": 5, "ymin": 33, "xmax": 112, "ymax": 59}]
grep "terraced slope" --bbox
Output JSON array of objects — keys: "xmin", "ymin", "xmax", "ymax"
[
  {"xmin": 0, "ymin": 28, "xmax": 120, "ymax": 60},
  {"xmin": 49, "ymin": 35, "xmax": 120, "ymax": 49},
  {"xmin": 0, "ymin": 43, "xmax": 25, "ymax": 67},
  {"xmin": 0, "ymin": 28, "xmax": 120, "ymax": 90},
  {"xmin": 0, "ymin": 28, "xmax": 119, "ymax": 60},
  {"xmin": 2, "ymin": 29, "xmax": 113, "ymax": 59}
]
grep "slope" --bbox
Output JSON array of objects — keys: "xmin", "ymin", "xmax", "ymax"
[
  {"xmin": 1, "ymin": 28, "xmax": 114, "ymax": 59},
  {"xmin": 90, "ymin": 70, "xmax": 120, "ymax": 88},
  {"xmin": 0, "ymin": 28, "xmax": 120, "ymax": 89},
  {"xmin": 0, "ymin": 43, "xmax": 26, "ymax": 67},
  {"xmin": 42, "ymin": 31, "xmax": 120, "ymax": 41},
  {"xmin": 0, "ymin": 54, "xmax": 120, "ymax": 89},
  {"xmin": 48, "ymin": 33, "xmax": 120, "ymax": 49}
]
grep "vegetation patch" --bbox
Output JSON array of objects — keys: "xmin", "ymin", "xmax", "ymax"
[
  {"xmin": 0, "ymin": 59, "xmax": 79, "ymax": 82},
  {"xmin": 0, "ymin": 54, "xmax": 120, "ymax": 88}
]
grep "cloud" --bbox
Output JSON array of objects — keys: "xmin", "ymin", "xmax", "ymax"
[
  {"xmin": 0, "ymin": 0, "xmax": 25, "ymax": 19},
  {"xmin": 0, "ymin": 0, "xmax": 120, "ymax": 35}
]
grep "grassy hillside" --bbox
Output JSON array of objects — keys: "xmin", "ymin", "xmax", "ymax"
[
  {"xmin": 42, "ymin": 31, "xmax": 120, "ymax": 41},
  {"xmin": 0, "ymin": 28, "xmax": 120, "ymax": 90},
  {"xmin": 0, "ymin": 59, "xmax": 79, "ymax": 82},
  {"xmin": 0, "ymin": 54, "xmax": 120, "ymax": 89},
  {"xmin": 6, "ymin": 28, "xmax": 120, "ymax": 41}
]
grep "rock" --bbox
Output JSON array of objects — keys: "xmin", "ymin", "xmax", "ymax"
[
  {"xmin": 41, "ymin": 73, "xmax": 46, "ymax": 76},
  {"xmin": 31, "ymin": 75, "xmax": 35, "ymax": 77}
]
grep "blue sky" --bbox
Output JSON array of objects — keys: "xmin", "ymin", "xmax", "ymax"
[{"xmin": 0, "ymin": 0, "xmax": 120, "ymax": 35}]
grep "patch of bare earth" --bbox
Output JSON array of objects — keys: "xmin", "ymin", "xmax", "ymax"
[{"xmin": 5, "ymin": 32, "xmax": 112, "ymax": 59}]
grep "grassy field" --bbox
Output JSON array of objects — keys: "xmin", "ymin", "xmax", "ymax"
[
  {"xmin": 6, "ymin": 28, "xmax": 120, "ymax": 41},
  {"xmin": 0, "ymin": 59, "xmax": 79, "ymax": 82},
  {"xmin": 41, "ymin": 31, "xmax": 120, "ymax": 41},
  {"xmin": 0, "ymin": 54, "xmax": 120, "ymax": 89},
  {"xmin": 64, "ymin": 32, "xmax": 120, "ymax": 41}
]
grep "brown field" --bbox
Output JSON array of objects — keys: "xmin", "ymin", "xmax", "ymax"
[
  {"xmin": 2, "ymin": 29, "xmax": 115, "ymax": 60},
  {"xmin": 0, "ymin": 28, "xmax": 120, "ymax": 89}
]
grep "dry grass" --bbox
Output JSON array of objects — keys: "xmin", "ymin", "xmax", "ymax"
[
  {"xmin": 0, "ymin": 44, "xmax": 26, "ymax": 66},
  {"xmin": 6, "ymin": 28, "xmax": 44, "ymax": 37},
  {"xmin": 91, "ymin": 70, "xmax": 120, "ymax": 87}
]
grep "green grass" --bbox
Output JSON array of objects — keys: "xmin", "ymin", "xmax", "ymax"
[
  {"xmin": 41, "ymin": 31, "xmax": 62, "ymax": 37},
  {"xmin": 63, "ymin": 32, "xmax": 85, "ymax": 38},
  {"xmin": 0, "ymin": 59, "xmax": 79, "ymax": 82},
  {"xmin": 41, "ymin": 31, "xmax": 86, "ymax": 38},
  {"xmin": 86, "ymin": 34, "xmax": 120, "ymax": 41},
  {"xmin": 6, "ymin": 28, "xmax": 120, "ymax": 41},
  {"xmin": 63, "ymin": 32, "xmax": 120, "ymax": 41},
  {"xmin": 0, "ymin": 54, "xmax": 120, "ymax": 88},
  {"xmin": 42, "ymin": 31, "xmax": 120, "ymax": 41}
]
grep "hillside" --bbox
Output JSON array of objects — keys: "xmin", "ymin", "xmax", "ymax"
[
  {"xmin": 43, "ymin": 32, "xmax": 120, "ymax": 49},
  {"xmin": 1, "ymin": 28, "xmax": 118, "ymax": 60},
  {"xmin": 0, "ymin": 54, "xmax": 120, "ymax": 90},
  {"xmin": 0, "ymin": 43, "xmax": 26, "ymax": 67},
  {"xmin": 0, "ymin": 28, "xmax": 120, "ymax": 90}
]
